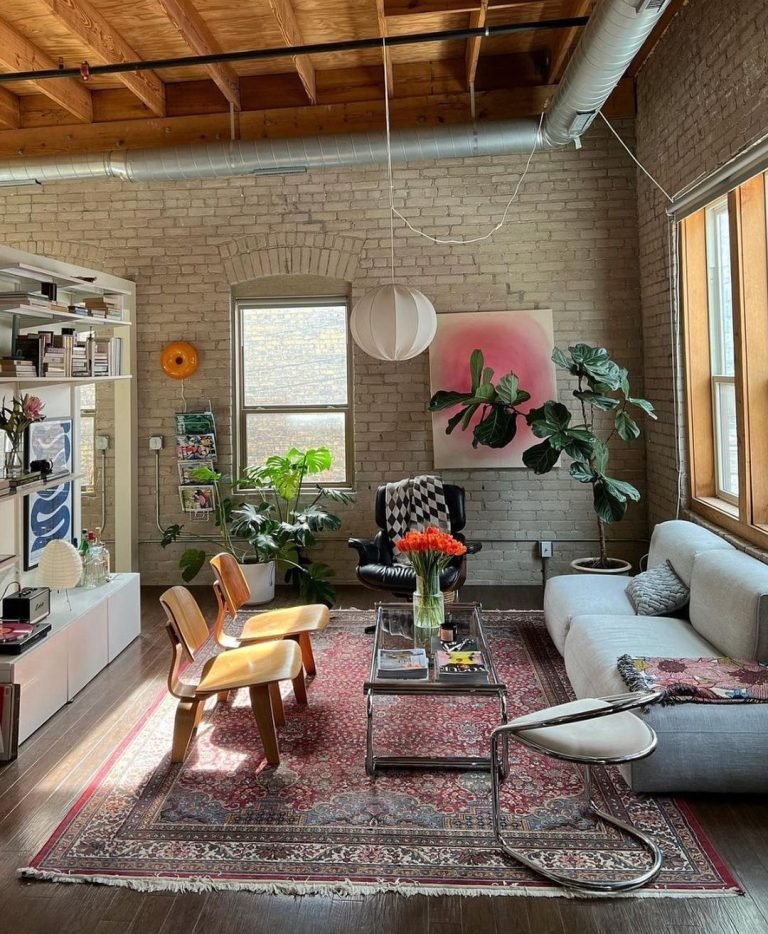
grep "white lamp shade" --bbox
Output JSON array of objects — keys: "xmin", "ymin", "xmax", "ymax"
[
  {"xmin": 38, "ymin": 539, "xmax": 83, "ymax": 589},
  {"xmin": 350, "ymin": 284, "xmax": 437, "ymax": 361}
]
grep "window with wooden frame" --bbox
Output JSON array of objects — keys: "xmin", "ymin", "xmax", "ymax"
[
  {"xmin": 233, "ymin": 298, "xmax": 353, "ymax": 486},
  {"xmin": 681, "ymin": 170, "xmax": 768, "ymax": 547}
]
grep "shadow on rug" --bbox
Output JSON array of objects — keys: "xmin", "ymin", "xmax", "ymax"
[{"xmin": 20, "ymin": 610, "xmax": 739, "ymax": 897}]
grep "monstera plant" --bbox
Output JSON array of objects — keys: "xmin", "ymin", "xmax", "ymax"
[{"xmin": 429, "ymin": 344, "xmax": 656, "ymax": 571}]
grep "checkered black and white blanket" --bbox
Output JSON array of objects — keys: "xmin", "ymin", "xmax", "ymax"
[{"xmin": 385, "ymin": 475, "xmax": 451, "ymax": 562}]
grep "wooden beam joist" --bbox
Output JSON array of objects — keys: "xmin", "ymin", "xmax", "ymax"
[
  {"xmin": 155, "ymin": 0, "xmax": 240, "ymax": 110},
  {"xmin": 1, "ymin": 79, "xmax": 634, "ymax": 160},
  {"xmin": 0, "ymin": 16, "xmax": 92, "ymax": 122},
  {"xmin": 266, "ymin": 0, "xmax": 317, "ymax": 104},
  {"xmin": 465, "ymin": 0, "xmax": 489, "ymax": 90},
  {"xmin": 375, "ymin": 0, "xmax": 395, "ymax": 97},
  {"xmin": 40, "ymin": 0, "xmax": 165, "ymax": 116},
  {"xmin": 547, "ymin": 0, "xmax": 592, "ymax": 84},
  {"xmin": 0, "ymin": 87, "xmax": 20, "ymax": 129}
]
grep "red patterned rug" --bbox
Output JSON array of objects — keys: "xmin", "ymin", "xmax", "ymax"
[{"xmin": 21, "ymin": 610, "xmax": 739, "ymax": 897}]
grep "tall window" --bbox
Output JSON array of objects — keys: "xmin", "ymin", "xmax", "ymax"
[
  {"xmin": 235, "ymin": 299, "xmax": 352, "ymax": 484},
  {"xmin": 79, "ymin": 383, "xmax": 96, "ymax": 493},
  {"xmin": 681, "ymin": 170, "xmax": 768, "ymax": 546}
]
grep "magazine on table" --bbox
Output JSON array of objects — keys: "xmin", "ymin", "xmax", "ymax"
[
  {"xmin": 376, "ymin": 647, "xmax": 429, "ymax": 680},
  {"xmin": 435, "ymin": 647, "xmax": 489, "ymax": 683}
]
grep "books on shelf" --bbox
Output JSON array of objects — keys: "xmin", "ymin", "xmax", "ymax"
[
  {"xmin": 9, "ymin": 332, "xmax": 123, "ymax": 378},
  {"xmin": 376, "ymin": 647, "xmax": 429, "ymax": 680},
  {"xmin": 0, "ymin": 290, "xmax": 124, "ymax": 323},
  {"xmin": 435, "ymin": 646, "xmax": 489, "ymax": 683},
  {"xmin": 0, "ymin": 357, "xmax": 37, "ymax": 377}
]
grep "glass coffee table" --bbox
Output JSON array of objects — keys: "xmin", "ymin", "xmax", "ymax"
[{"xmin": 363, "ymin": 602, "xmax": 509, "ymax": 777}]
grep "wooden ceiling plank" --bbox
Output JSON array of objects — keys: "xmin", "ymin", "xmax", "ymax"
[
  {"xmin": 384, "ymin": 0, "xmax": 539, "ymax": 16},
  {"xmin": 40, "ymin": 0, "xmax": 165, "ymax": 116},
  {"xmin": 376, "ymin": 0, "xmax": 395, "ymax": 97},
  {"xmin": 546, "ymin": 0, "xmax": 592, "ymax": 84},
  {"xmin": 266, "ymin": 0, "xmax": 317, "ymax": 104},
  {"xmin": 0, "ymin": 16, "xmax": 92, "ymax": 122},
  {"xmin": 466, "ymin": 0, "xmax": 489, "ymax": 90},
  {"xmin": 155, "ymin": 0, "xmax": 240, "ymax": 110},
  {"xmin": 0, "ymin": 87, "xmax": 20, "ymax": 129}
]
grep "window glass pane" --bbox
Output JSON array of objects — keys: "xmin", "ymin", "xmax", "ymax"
[
  {"xmin": 245, "ymin": 412, "xmax": 346, "ymax": 483},
  {"xmin": 242, "ymin": 304, "xmax": 348, "ymax": 406},
  {"xmin": 79, "ymin": 382, "xmax": 96, "ymax": 410},
  {"xmin": 705, "ymin": 201, "xmax": 735, "ymax": 375},
  {"xmin": 80, "ymin": 414, "xmax": 95, "ymax": 491},
  {"xmin": 714, "ymin": 380, "xmax": 738, "ymax": 498}
]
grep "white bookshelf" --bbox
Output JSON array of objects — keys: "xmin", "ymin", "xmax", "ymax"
[{"xmin": 0, "ymin": 375, "xmax": 132, "ymax": 386}]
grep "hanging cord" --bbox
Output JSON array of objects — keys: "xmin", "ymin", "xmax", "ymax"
[
  {"xmin": 381, "ymin": 36, "xmax": 543, "ymax": 246},
  {"xmin": 598, "ymin": 111, "xmax": 674, "ymax": 203},
  {"xmin": 180, "ymin": 378, "xmax": 187, "ymax": 413}
]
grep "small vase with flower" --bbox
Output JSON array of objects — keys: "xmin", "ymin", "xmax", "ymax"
[
  {"xmin": 0, "ymin": 393, "xmax": 45, "ymax": 479},
  {"xmin": 394, "ymin": 526, "xmax": 467, "ymax": 629}
]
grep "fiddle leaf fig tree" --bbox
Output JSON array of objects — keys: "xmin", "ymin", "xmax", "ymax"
[{"xmin": 429, "ymin": 344, "xmax": 656, "ymax": 569}]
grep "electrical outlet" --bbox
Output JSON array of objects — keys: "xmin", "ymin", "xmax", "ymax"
[
  {"xmin": 149, "ymin": 436, "xmax": 164, "ymax": 450},
  {"xmin": 95, "ymin": 435, "xmax": 110, "ymax": 450},
  {"xmin": 539, "ymin": 541, "xmax": 553, "ymax": 559}
]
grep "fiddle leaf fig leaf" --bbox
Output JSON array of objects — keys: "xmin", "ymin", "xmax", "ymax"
[
  {"xmin": 474, "ymin": 382, "xmax": 496, "ymax": 402},
  {"xmin": 628, "ymin": 396, "xmax": 657, "ymax": 419},
  {"xmin": 470, "ymin": 349, "xmax": 484, "ymax": 393},
  {"xmin": 573, "ymin": 389, "xmax": 620, "ymax": 411},
  {"xmin": 615, "ymin": 410, "xmax": 640, "ymax": 441},
  {"xmin": 551, "ymin": 346, "xmax": 570, "ymax": 370},
  {"xmin": 472, "ymin": 407, "xmax": 518, "ymax": 449},
  {"xmin": 569, "ymin": 460, "xmax": 594, "ymax": 483},
  {"xmin": 446, "ymin": 407, "xmax": 469, "ymax": 435},
  {"xmin": 522, "ymin": 439, "xmax": 561, "ymax": 474},
  {"xmin": 429, "ymin": 390, "xmax": 474, "ymax": 411},
  {"xmin": 497, "ymin": 373, "xmax": 530, "ymax": 406},
  {"xmin": 561, "ymin": 429, "xmax": 595, "ymax": 460},
  {"xmin": 592, "ymin": 438, "xmax": 609, "ymax": 474},
  {"xmin": 568, "ymin": 344, "xmax": 622, "ymax": 390}
]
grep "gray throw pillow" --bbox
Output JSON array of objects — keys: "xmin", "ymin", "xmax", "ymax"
[{"xmin": 625, "ymin": 560, "xmax": 690, "ymax": 616}]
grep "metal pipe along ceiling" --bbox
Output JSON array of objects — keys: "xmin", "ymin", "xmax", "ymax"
[{"xmin": 0, "ymin": 0, "xmax": 668, "ymax": 185}]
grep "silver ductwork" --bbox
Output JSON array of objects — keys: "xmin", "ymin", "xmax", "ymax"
[{"xmin": 0, "ymin": 0, "xmax": 667, "ymax": 185}]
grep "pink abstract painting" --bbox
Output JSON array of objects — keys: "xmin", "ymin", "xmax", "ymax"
[{"xmin": 429, "ymin": 310, "xmax": 557, "ymax": 468}]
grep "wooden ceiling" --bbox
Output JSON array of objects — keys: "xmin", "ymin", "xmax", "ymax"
[{"xmin": 0, "ymin": 0, "xmax": 680, "ymax": 160}]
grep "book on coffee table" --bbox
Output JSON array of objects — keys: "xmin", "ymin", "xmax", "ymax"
[
  {"xmin": 435, "ymin": 648, "xmax": 489, "ymax": 683},
  {"xmin": 376, "ymin": 647, "xmax": 429, "ymax": 680}
]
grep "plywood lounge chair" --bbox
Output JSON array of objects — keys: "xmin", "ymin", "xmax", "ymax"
[
  {"xmin": 160, "ymin": 585, "xmax": 307, "ymax": 765},
  {"xmin": 210, "ymin": 552, "xmax": 329, "ymax": 677}
]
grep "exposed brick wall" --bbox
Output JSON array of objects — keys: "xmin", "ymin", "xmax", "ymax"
[
  {"xmin": 636, "ymin": 0, "xmax": 768, "ymax": 526},
  {"xmin": 0, "ymin": 120, "xmax": 646, "ymax": 585}
]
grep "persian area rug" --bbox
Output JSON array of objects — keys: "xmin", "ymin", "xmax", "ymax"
[{"xmin": 21, "ymin": 610, "xmax": 739, "ymax": 897}]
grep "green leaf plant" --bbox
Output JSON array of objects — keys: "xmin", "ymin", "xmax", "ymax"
[{"xmin": 429, "ymin": 345, "xmax": 656, "ymax": 569}]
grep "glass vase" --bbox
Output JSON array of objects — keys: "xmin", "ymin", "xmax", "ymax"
[
  {"xmin": 3, "ymin": 447, "xmax": 23, "ymax": 480},
  {"xmin": 413, "ymin": 577, "xmax": 445, "ymax": 630}
]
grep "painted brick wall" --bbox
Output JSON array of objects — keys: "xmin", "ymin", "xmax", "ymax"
[
  {"xmin": 636, "ymin": 0, "xmax": 768, "ymax": 526},
  {"xmin": 0, "ymin": 120, "xmax": 647, "ymax": 585}
]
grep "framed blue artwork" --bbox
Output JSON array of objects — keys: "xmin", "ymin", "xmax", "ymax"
[
  {"xmin": 25, "ymin": 417, "xmax": 73, "ymax": 478},
  {"xmin": 24, "ymin": 481, "xmax": 73, "ymax": 571}
]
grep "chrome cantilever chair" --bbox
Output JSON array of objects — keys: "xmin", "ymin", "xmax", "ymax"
[{"xmin": 490, "ymin": 690, "xmax": 664, "ymax": 894}]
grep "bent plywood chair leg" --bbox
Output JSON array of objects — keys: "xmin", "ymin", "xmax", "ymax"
[
  {"xmin": 298, "ymin": 632, "xmax": 317, "ymax": 677},
  {"xmin": 292, "ymin": 669, "xmax": 308, "ymax": 706},
  {"xmin": 250, "ymin": 684, "xmax": 280, "ymax": 765},
  {"xmin": 269, "ymin": 681, "xmax": 286, "ymax": 727},
  {"xmin": 172, "ymin": 698, "xmax": 202, "ymax": 763},
  {"xmin": 217, "ymin": 690, "xmax": 232, "ymax": 704}
]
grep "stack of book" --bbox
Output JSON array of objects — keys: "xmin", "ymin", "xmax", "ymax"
[
  {"xmin": 87, "ymin": 335, "xmax": 122, "ymax": 376},
  {"xmin": 0, "ymin": 291, "xmax": 70, "ymax": 314},
  {"xmin": 435, "ymin": 643, "xmax": 489, "ymax": 683},
  {"xmin": 0, "ymin": 357, "xmax": 37, "ymax": 378},
  {"xmin": 73, "ymin": 295, "xmax": 123, "ymax": 322},
  {"xmin": 376, "ymin": 647, "xmax": 429, "ymax": 680}
]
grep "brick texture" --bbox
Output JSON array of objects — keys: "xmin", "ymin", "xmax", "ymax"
[
  {"xmin": 636, "ymin": 0, "xmax": 768, "ymax": 527},
  {"xmin": 0, "ymin": 120, "xmax": 647, "ymax": 585}
]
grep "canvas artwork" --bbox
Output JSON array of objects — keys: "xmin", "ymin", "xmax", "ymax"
[
  {"xmin": 179, "ymin": 485, "xmax": 215, "ymax": 513},
  {"xmin": 429, "ymin": 310, "xmax": 557, "ymax": 469},
  {"xmin": 24, "ymin": 481, "xmax": 73, "ymax": 570},
  {"xmin": 178, "ymin": 459, "xmax": 213, "ymax": 484},
  {"xmin": 25, "ymin": 417, "xmax": 74, "ymax": 478},
  {"xmin": 175, "ymin": 411, "xmax": 216, "ymax": 436},
  {"xmin": 176, "ymin": 433, "xmax": 217, "ymax": 460}
]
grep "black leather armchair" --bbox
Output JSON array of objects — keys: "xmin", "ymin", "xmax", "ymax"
[{"xmin": 348, "ymin": 483, "xmax": 482, "ymax": 599}]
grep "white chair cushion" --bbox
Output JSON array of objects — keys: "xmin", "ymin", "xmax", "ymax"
[
  {"xmin": 543, "ymin": 574, "xmax": 635, "ymax": 655},
  {"xmin": 511, "ymin": 698, "xmax": 655, "ymax": 760}
]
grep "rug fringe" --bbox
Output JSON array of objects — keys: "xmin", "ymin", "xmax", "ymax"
[{"xmin": 16, "ymin": 867, "xmax": 740, "ymax": 899}]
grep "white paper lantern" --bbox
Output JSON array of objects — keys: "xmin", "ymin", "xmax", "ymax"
[
  {"xmin": 38, "ymin": 539, "xmax": 83, "ymax": 590},
  {"xmin": 350, "ymin": 284, "xmax": 437, "ymax": 361}
]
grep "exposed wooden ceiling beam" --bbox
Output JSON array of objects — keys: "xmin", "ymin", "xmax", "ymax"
[
  {"xmin": 546, "ymin": 0, "xmax": 592, "ymax": 83},
  {"xmin": 0, "ymin": 16, "xmax": 92, "ymax": 122},
  {"xmin": 0, "ymin": 87, "xmax": 20, "ymax": 129},
  {"xmin": 154, "ymin": 0, "xmax": 240, "ymax": 109},
  {"xmin": 2, "ymin": 79, "xmax": 634, "ymax": 159},
  {"xmin": 385, "ymin": 0, "xmax": 538, "ymax": 16},
  {"xmin": 466, "ymin": 0, "xmax": 489, "ymax": 90},
  {"xmin": 266, "ymin": 0, "xmax": 317, "ymax": 104},
  {"xmin": 628, "ymin": 0, "xmax": 687, "ymax": 77},
  {"xmin": 40, "ymin": 0, "xmax": 165, "ymax": 116},
  {"xmin": 376, "ymin": 0, "xmax": 395, "ymax": 97}
]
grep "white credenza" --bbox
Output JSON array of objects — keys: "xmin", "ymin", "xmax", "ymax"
[{"xmin": 0, "ymin": 573, "xmax": 140, "ymax": 744}]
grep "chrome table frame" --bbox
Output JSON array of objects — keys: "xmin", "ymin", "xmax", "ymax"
[{"xmin": 364, "ymin": 602, "xmax": 509, "ymax": 777}]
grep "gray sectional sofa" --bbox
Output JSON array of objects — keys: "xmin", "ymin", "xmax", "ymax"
[{"xmin": 543, "ymin": 520, "xmax": 768, "ymax": 793}]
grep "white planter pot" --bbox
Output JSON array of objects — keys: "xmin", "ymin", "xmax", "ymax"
[
  {"xmin": 570, "ymin": 557, "xmax": 632, "ymax": 576},
  {"xmin": 239, "ymin": 561, "xmax": 276, "ymax": 605}
]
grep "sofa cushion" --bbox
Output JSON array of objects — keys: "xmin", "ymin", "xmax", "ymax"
[
  {"xmin": 625, "ymin": 560, "xmax": 689, "ymax": 616},
  {"xmin": 648, "ymin": 519, "xmax": 734, "ymax": 586},
  {"xmin": 564, "ymin": 614, "xmax": 720, "ymax": 700},
  {"xmin": 689, "ymin": 549, "xmax": 768, "ymax": 661},
  {"xmin": 543, "ymin": 574, "xmax": 635, "ymax": 655}
]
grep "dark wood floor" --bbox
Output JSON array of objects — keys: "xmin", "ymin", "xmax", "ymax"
[{"xmin": 1, "ymin": 585, "xmax": 766, "ymax": 934}]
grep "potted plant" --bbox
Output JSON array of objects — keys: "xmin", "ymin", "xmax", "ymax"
[
  {"xmin": 235, "ymin": 446, "xmax": 354, "ymax": 607},
  {"xmin": 429, "ymin": 345, "xmax": 655, "ymax": 573}
]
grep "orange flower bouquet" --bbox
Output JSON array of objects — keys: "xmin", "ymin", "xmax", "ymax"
[{"xmin": 395, "ymin": 527, "xmax": 467, "ymax": 628}]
